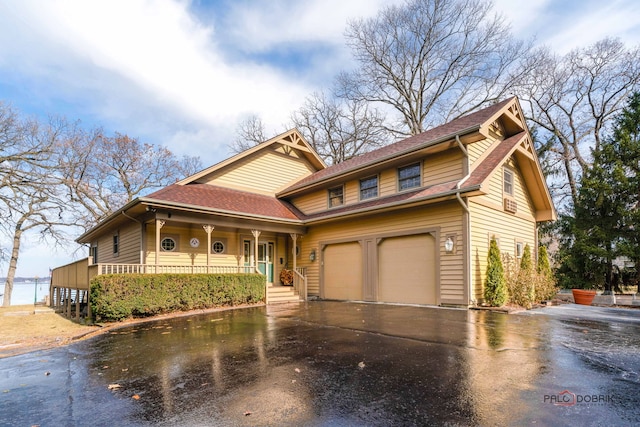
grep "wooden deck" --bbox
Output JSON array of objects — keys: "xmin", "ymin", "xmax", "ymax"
[{"xmin": 50, "ymin": 259, "xmax": 307, "ymax": 320}]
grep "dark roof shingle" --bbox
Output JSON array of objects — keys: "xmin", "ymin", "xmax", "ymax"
[
  {"xmin": 281, "ymin": 97, "xmax": 515, "ymax": 194},
  {"xmin": 145, "ymin": 184, "xmax": 303, "ymax": 221}
]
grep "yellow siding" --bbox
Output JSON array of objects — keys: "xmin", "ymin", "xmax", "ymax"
[
  {"xmin": 379, "ymin": 169, "xmax": 396, "ymax": 197},
  {"xmin": 468, "ymin": 136, "xmax": 497, "ymax": 166},
  {"xmin": 199, "ymin": 148, "xmax": 315, "ymax": 195},
  {"xmin": 291, "ymin": 150, "xmax": 465, "ymax": 215},
  {"xmin": 145, "ymin": 225, "xmax": 241, "ymax": 268},
  {"xmin": 424, "ymin": 149, "xmax": 464, "ymax": 185},
  {"xmin": 299, "ymin": 201, "xmax": 465, "ymax": 304},
  {"xmin": 469, "ymin": 153, "xmax": 538, "ymax": 302},
  {"xmin": 97, "ymin": 223, "xmax": 140, "ymax": 264},
  {"xmin": 476, "ymin": 156, "xmax": 536, "ymax": 216},
  {"xmin": 292, "ymin": 191, "xmax": 328, "ymax": 215}
]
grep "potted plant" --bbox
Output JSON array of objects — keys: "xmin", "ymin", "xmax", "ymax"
[{"xmin": 571, "ymin": 288, "xmax": 596, "ymax": 305}]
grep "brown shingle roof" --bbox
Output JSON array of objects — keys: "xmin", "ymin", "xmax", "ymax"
[
  {"xmin": 280, "ymin": 97, "xmax": 516, "ymax": 195},
  {"xmin": 464, "ymin": 132, "xmax": 525, "ymax": 188},
  {"xmin": 145, "ymin": 184, "xmax": 303, "ymax": 221}
]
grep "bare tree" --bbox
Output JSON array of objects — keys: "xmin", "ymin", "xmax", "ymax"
[
  {"xmin": 228, "ymin": 115, "xmax": 268, "ymax": 154},
  {"xmin": 517, "ymin": 38, "xmax": 640, "ymax": 209},
  {"xmin": 292, "ymin": 91, "xmax": 391, "ymax": 164},
  {"xmin": 0, "ymin": 104, "xmax": 67, "ymax": 306},
  {"xmin": 59, "ymin": 131, "xmax": 202, "ymax": 229},
  {"xmin": 337, "ymin": 0, "xmax": 527, "ymax": 136}
]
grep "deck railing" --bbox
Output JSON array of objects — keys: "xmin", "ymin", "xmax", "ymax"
[
  {"xmin": 94, "ymin": 264, "xmax": 253, "ymax": 275},
  {"xmin": 51, "ymin": 260, "xmax": 305, "ymax": 316}
]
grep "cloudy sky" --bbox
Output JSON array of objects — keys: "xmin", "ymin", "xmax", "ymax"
[{"xmin": 1, "ymin": 0, "xmax": 639, "ymax": 278}]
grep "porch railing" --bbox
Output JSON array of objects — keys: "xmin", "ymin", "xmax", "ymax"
[
  {"xmin": 93, "ymin": 264, "xmax": 253, "ymax": 275},
  {"xmin": 293, "ymin": 267, "xmax": 307, "ymax": 301}
]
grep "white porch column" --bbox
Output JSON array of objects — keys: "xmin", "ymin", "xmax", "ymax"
[
  {"xmin": 251, "ymin": 229, "xmax": 265, "ymax": 304},
  {"xmin": 251, "ymin": 229, "xmax": 261, "ymax": 273},
  {"xmin": 155, "ymin": 219, "xmax": 166, "ymax": 269},
  {"xmin": 203, "ymin": 225, "xmax": 214, "ymax": 273},
  {"xmin": 290, "ymin": 233, "xmax": 298, "ymax": 274}
]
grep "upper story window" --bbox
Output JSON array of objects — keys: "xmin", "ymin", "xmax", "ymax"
[
  {"xmin": 398, "ymin": 163, "xmax": 421, "ymax": 191},
  {"xmin": 113, "ymin": 233, "xmax": 119, "ymax": 255},
  {"xmin": 360, "ymin": 176, "xmax": 378, "ymax": 200},
  {"xmin": 503, "ymin": 169, "xmax": 514, "ymax": 196},
  {"xmin": 328, "ymin": 186, "xmax": 344, "ymax": 208}
]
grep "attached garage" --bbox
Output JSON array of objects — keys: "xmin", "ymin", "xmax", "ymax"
[
  {"xmin": 321, "ymin": 232, "xmax": 438, "ymax": 305},
  {"xmin": 322, "ymin": 241, "xmax": 363, "ymax": 300},
  {"xmin": 377, "ymin": 233, "xmax": 437, "ymax": 305}
]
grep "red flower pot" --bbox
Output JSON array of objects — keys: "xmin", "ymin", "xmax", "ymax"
[{"xmin": 572, "ymin": 289, "xmax": 596, "ymax": 306}]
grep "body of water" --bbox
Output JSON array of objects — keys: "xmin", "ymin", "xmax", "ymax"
[{"xmin": 0, "ymin": 281, "xmax": 49, "ymax": 305}]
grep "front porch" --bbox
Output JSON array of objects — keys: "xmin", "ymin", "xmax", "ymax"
[{"xmin": 50, "ymin": 260, "xmax": 307, "ymax": 321}]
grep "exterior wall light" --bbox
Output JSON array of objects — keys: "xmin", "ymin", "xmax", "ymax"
[
  {"xmin": 444, "ymin": 236, "xmax": 455, "ymax": 254},
  {"xmin": 309, "ymin": 249, "xmax": 316, "ymax": 262}
]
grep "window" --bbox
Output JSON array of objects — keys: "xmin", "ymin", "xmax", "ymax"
[
  {"xmin": 516, "ymin": 242, "xmax": 524, "ymax": 258},
  {"xmin": 113, "ymin": 233, "xmax": 119, "ymax": 255},
  {"xmin": 161, "ymin": 237, "xmax": 177, "ymax": 252},
  {"xmin": 90, "ymin": 244, "xmax": 98, "ymax": 264},
  {"xmin": 398, "ymin": 163, "xmax": 421, "ymax": 190},
  {"xmin": 360, "ymin": 176, "xmax": 378, "ymax": 200},
  {"xmin": 212, "ymin": 241, "xmax": 225, "ymax": 254},
  {"xmin": 328, "ymin": 186, "xmax": 344, "ymax": 207},
  {"xmin": 503, "ymin": 169, "xmax": 514, "ymax": 196}
]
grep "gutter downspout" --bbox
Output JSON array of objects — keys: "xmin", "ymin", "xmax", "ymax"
[
  {"xmin": 121, "ymin": 211, "xmax": 144, "ymax": 264},
  {"xmin": 454, "ymin": 135, "xmax": 474, "ymax": 306}
]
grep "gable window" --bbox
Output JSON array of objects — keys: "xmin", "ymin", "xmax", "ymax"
[
  {"xmin": 503, "ymin": 169, "xmax": 514, "ymax": 196},
  {"xmin": 161, "ymin": 237, "xmax": 177, "ymax": 252},
  {"xmin": 398, "ymin": 163, "xmax": 421, "ymax": 190},
  {"xmin": 328, "ymin": 186, "xmax": 344, "ymax": 208},
  {"xmin": 113, "ymin": 233, "xmax": 119, "ymax": 255},
  {"xmin": 360, "ymin": 176, "xmax": 378, "ymax": 200}
]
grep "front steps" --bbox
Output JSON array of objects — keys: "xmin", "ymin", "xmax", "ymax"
[{"xmin": 267, "ymin": 285, "xmax": 301, "ymax": 304}]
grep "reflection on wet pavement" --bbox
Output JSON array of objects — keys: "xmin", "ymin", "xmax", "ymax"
[{"xmin": 0, "ymin": 302, "xmax": 638, "ymax": 426}]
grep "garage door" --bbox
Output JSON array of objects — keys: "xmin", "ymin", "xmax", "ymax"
[
  {"xmin": 378, "ymin": 234, "xmax": 436, "ymax": 305},
  {"xmin": 323, "ymin": 241, "xmax": 363, "ymax": 300}
]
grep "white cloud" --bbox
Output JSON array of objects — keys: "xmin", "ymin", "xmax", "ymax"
[{"xmin": 223, "ymin": 0, "xmax": 400, "ymax": 52}]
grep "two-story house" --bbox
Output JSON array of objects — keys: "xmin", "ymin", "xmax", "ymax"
[{"xmin": 51, "ymin": 96, "xmax": 555, "ymax": 316}]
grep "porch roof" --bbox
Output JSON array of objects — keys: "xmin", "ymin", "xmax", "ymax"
[{"xmin": 143, "ymin": 184, "xmax": 304, "ymax": 221}]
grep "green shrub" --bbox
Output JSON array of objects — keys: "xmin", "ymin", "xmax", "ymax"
[
  {"xmin": 535, "ymin": 246, "xmax": 557, "ymax": 301},
  {"xmin": 484, "ymin": 237, "xmax": 507, "ymax": 306},
  {"xmin": 505, "ymin": 245, "xmax": 558, "ymax": 308},
  {"xmin": 90, "ymin": 273, "xmax": 265, "ymax": 322}
]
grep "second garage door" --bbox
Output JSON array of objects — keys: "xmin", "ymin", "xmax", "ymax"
[{"xmin": 377, "ymin": 233, "xmax": 436, "ymax": 305}]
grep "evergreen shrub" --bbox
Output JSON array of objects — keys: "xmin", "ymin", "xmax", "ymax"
[{"xmin": 90, "ymin": 273, "xmax": 265, "ymax": 321}]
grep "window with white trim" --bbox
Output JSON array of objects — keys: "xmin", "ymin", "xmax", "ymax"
[
  {"xmin": 360, "ymin": 176, "xmax": 378, "ymax": 200},
  {"xmin": 398, "ymin": 163, "xmax": 421, "ymax": 190},
  {"xmin": 503, "ymin": 168, "xmax": 514, "ymax": 196},
  {"xmin": 328, "ymin": 186, "xmax": 344, "ymax": 208}
]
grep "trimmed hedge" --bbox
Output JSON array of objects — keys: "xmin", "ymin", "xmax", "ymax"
[{"xmin": 90, "ymin": 273, "xmax": 265, "ymax": 321}]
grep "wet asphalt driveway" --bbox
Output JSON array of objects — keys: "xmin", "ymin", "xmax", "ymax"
[{"xmin": 1, "ymin": 301, "xmax": 639, "ymax": 426}]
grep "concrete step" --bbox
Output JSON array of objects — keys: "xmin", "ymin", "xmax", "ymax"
[{"xmin": 267, "ymin": 286, "xmax": 301, "ymax": 303}]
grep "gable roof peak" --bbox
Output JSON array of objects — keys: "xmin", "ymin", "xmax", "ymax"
[{"xmin": 177, "ymin": 128, "xmax": 326, "ymax": 186}]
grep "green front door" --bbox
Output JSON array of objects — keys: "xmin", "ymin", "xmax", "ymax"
[{"xmin": 244, "ymin": 240, "xmax": 274, "ymax": 283}]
